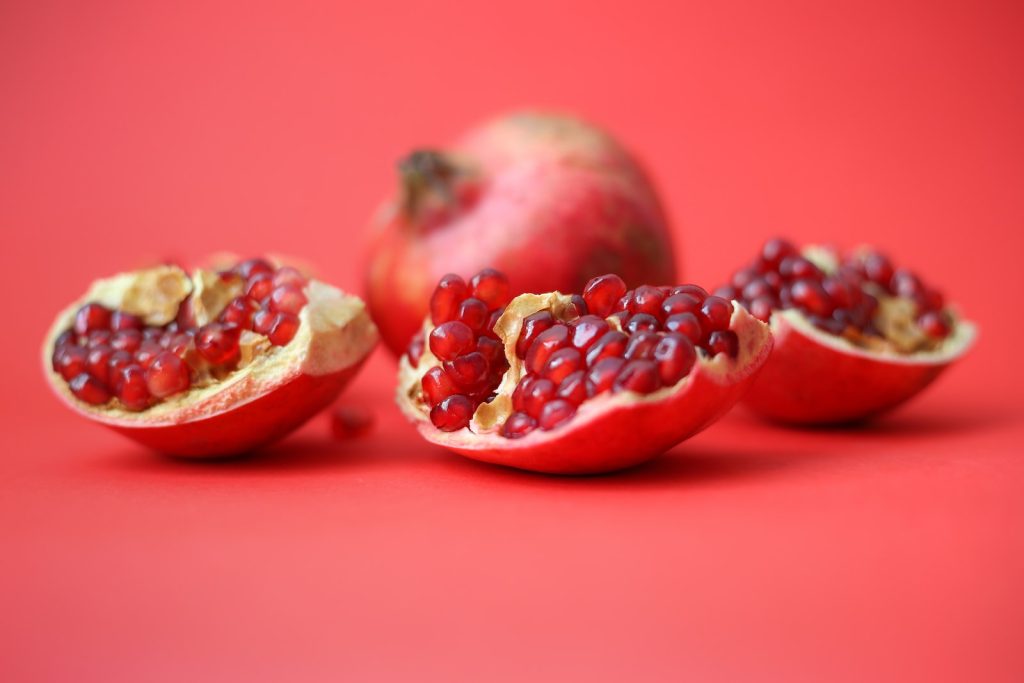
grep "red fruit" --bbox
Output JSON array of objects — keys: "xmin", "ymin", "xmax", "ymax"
[
  {"xmin": 398, "ymin": 269, "xmax": 772, "ymax": 474},
  {"xmin": 43, "ymin": 258, "xmax": 378, "ymax": 456},
  {"xmin": 330, "ymin": 405, "xmax": 375, "ymax": 440},
  {"xmin": 628, "ymin": 285, "xmax": 666, "ymax": 318},
  {"xmin": 722, "ymin": 238, "xmax": 976, "ymax": 424},
  {"xmin": 268, "ymin": 284, "xmax": 308, "ymax": 316},
  {"xmin": 365, "ymin": 111, "xmax": 677, "ymax": 356},
  {"xmin": 246, "ymin": 273, "xmax": 274, "ymax": 301},
  {"xmin": 583, "ymin": 274, "xmax": 627, "ymax": 318},
  {"xmin": 195, "ymin": 323, "xmax": 242, "ymax": 365},
  {"xmin": 429, "ymin": 321, "xmax": 476, "ymax": 361},
  {"xmin": 699, "ymin": 296, "xmax": 733, "ymax": 332},
  {"xmin": 469, "ymin": 268, "xmax": 511, "ymax": 310},
  {"xmin": 516, "ymin": 310, "xmax": 555, "ymax": 358},
  {"xmin": 429, "ymin": 274, "xmax": 468, "ymax": 325},
  {"xmin": 664, "ymin": 313, "xmax": 703, "ymax": 344}
]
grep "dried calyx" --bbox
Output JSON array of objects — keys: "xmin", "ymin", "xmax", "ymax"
[
  {"xmin": 717, "ymin": 238, "xmax": 955, "ymax": 353},
  {"xmin": 50, "ymin": 258, "xmax": 310, "ymax": 411},
  {"xmin": 403, "ymin": 269, "xmax": 742, "ymax": 439}
]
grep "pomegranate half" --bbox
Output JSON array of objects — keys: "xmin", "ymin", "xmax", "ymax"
[
  {"xmin": 366, "ymin": 110, "xmax": 677, "ymax": 356},
  {"xmin": 717, "ymin": 239, "xmax": 976, "ymax": 424},
  {"xmin": 397, "ymin": 270, "xmax": 773, "ymax": 475},
  {"xmin": 42, "ymin": 258, "xmax": 379, "ymax": 456}
]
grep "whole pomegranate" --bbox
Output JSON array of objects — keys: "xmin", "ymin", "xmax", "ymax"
[{"xmin": 365, "ymin": 111, "xmax": 677, "ymax": 356}]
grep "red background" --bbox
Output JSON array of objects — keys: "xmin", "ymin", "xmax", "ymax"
[{"xmin": 2, "ymin": 1, "xmax": 1023, "ymax": 680}]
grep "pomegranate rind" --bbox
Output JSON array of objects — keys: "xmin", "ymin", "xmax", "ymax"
[
  {"xmin": 42, "ymin": 266, "xmax": 379, "ymax": 457},
  {"xmin": 397, "ymin": 297, "xmax": 772, "ymax": 474},
  {"xmin": 742, "ymin": 308, "xmax": 976, "ymax": 425}
]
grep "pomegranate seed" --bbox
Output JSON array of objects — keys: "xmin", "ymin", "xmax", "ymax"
[
  {"xmin": 863, "ymin": 252, "xmax": 894, "ymax": 287},
  {"xmin": 196, "ymin": 323, "xmax": 242, "ymax": 365},
  {"xmin": 246, "ymin": 273, "xmax": 274, "ymax": 301},
  {"xmin": 86, "ymin": 345, "xmax": 113, "ymax": 386},
  {"xmin": 430, "ymin": 274, "xmax": 468, "ymax": 324},
  {"xmin": 145, "ymin": 351, "xmax": 191, "ymax": 398},
  {"xmin": 502, "ymin": 411, "xmax": 537, "ymax": 439},
  {"xmin": 732, "ymin": 267, "xmax": 759, "ymax": 290},
  {"xmin": 742, "ymin": 279, "xmax": 775, "ymax": 302},
  {"xmin": 266, "ymin": 312, "xmax": 300, "ymax": 346},
  {"xmin": 822, "ymin": 277, "xmax": 853, "ymax": 309},
  {"xmin": 624, "ymin": 331, "xmax": 661, "ymax": 360},
  {"xmin": 664, "ymin": 313, "xmax": 704, "ymax": 344},
  {"xmin": 252, "ymin": 309, "xmax": 275, "ymax": 336},
  {"xmin": 111, "ymin": 329, "xmax": 142, "ymax": 353},
  {"xmin": 628, "ymin": 285, "xmax": 666, "ymax": 318},
  {"xmin": 330, "ymin": 405, "xmax": 375, "ymax": 440},
  {"xmin": 525, "ymin": 324, "xmax": 571, "ymax": 375},
  {"xmin": 53, "ymin": 329, "xmax": 76, "ymax": 352},
  {"xmin": 107, "ymin": 350, "xmax": 134, "ymax": 380},
  {"xmin": 422, "ymin": 366, "xmax": 458, "ymax": 405},
  {"xmin": 110, "ymin": 311, "xmax": 143, "ymax": 331},
  {"xmin": 788, "ymin": 279, "xmax": 834, "ymax": 317},
  {"xmin": 699, "ymin": 296, "xmax": 733, "ymax": 331},
  {"xmin": 779, "ymin": 256, "xmax": 820, "ymax": 281},
  {"xmin": 234, "ymin": 258, "xmax": 274, "ymax": 279},
  {"xmin": 268, "ymin": 284, "xmax": 307, "ymax": 315},
  {"xmin": 469, "ymin": 268, "xmax": 511, "ymax": 310},
  {"xmin": 587, "ymin": 357, "xmax": 626, "ymax": 394},
  {"xmin": 56, "ymin": 345, "xmax": 88, "ymax": 381},
  {"xmin": 220, "ymin": 296, "xmax": 260, "ymax": 329},
  {"xmin": 430, "ymin": 394, "xmax": 473, "ymax": 431},
  {"xmin": 114, "ymin": 364, "xmax": 152, "ymax": 411},
  {"xmin": 714, "ymin": 285, "xmax": 738, "ymax": 300},
  {"xmin": 918, "ymin": 311, "xmax": 951, "ymax": 338},
  {"xmin": 429, "ymin": 321, "xmax": 476, "ymax": 361},
  {"xmin": 143, "ymin": 327, "xmax": 163, "ymax": 341},
  {"xmin": 443, "ymin": 352, "xmax": 490, "ymax": 390},
  {"xmin": 759, "ymin": 238, "xmax": 797, "ymax": 270},
  {"xmin": 135, "ymin": 341, "xmax": 163, "ymax": 367},
  {"xmin": 570, "ymin": 315, "xmax": 610, "ymax": 350},
  {"xmin": 810, "ymin": 316, "xmax": 845, "ymax": 335},
  {"xmin": 407, "ymin": 330, "xmax": 426, "ymax": 366},
  {"xmin": 613, "ymin": 360, "xmax": 662, "ymax": 394},
  {"xmin": 625, "ymin": 313, "xmax": 659, "ymax": 334},
  {"xmin": 514, "ymin": 376, "xmax": 556, "ymax": 418},
  {"xmin": 541, "ymin": 347, "xmax": 583, "ymax": 385},
  {"xmin": 585, "ymin": 330, "xmax": 628, "ymax": 366},
  {"xmin": 890, "ymin": 269, "xmax": 923, "ymax": 299},
  {"xmin": 654, "ymin": 333, "xmax": 696, "ymax": 385},
  {"xmin": 538, "ymin": 399, "xmax": 576, "ymax": 431},
  {"xmin": 69, "ymin": 373, "xmax": 111, "ymax": 405},
  {"xmin": 582, "ymin": 274, "xmax": 627, "ymax": 318},
  {"xmin": 73, "ymin": 303, "xmax": 112, "ymax": 336},
  {"xmin": 476, "ymin": 337, "xmax": 504, "ymax": 367},
  {"xmin": 457, "ymin": 297, "xmax": 489, "ymax": 333},
  {"xmin": 916, "ymin": 288, "xmax": 944, "ymax": 313},
  {"xmin": 272, "ymin": 266, "xmax": 306, "ymax": 288},
  {"xmin": 163, "ymin": 332, "xmax": 194, "ymax": 356},
  {"xmin": 707, "ymin": 330, "xmax": 739, "ymax": 357},
  {"xmin": 661, "ymin": 293, "xmax": 701, "ymax": 317},
  {"xmin": 484, "ymin": 309, "xmax": 504, "ymax": 339},
  {"xmin": 671, "ymin": 284, "xmax": 709, "ymax": 300},
  {"xmin": 516, "ymin": 310, "xmax": 555, "ymax": 358},
  {"xmin": 88, "ymin": 330, "xmax": 112, "ymax": 347},
  {"xmin": 748, "ymin": 298, "xmax": 775, "ymax": 322},
  {"xmin": 565, "ymin": 294, "xmax": 588, "ymax": 320},
  {"xmin": 556, "ymin": 370, "xmax": 589, "ymax": 405}
]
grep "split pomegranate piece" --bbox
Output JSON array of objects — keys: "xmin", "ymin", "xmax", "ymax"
[
  {"xmin": 716, "ymin": 238, "xmax": 976, "ymax": 424},
  {"xmin": 42, "ymin": 258, "xmax": 379, "ymax": 456},
  {"xmin": 397, "ymin": 269, "xmax": 773, "ymax": 474}
]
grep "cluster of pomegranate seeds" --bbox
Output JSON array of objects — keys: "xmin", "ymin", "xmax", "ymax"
[
  {"xmin": 51, "ymin": 258, "xmax": 310, "ymax": 411},
  {"xmin": 716, "ymin": 238, "xmax": 952, "ymax": 341},
  {"xmin": 412, "ymin": 269, "xmax": 512, "ymax": 432},
  {"xmin": 413, "ymin": 269, "xmax": 739, "ymax": 439}
]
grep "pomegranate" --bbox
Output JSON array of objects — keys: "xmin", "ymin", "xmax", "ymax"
[
  {"xmin": 42, "ymin": 258, "xmax": 379, "ymax": 456},
  {"xmin": 717, "ymin": 239, "xmax": 977, "ymax": 424},
  {"xmin": 397, "ymin": 269, "xmax": 773, "ymax": 474},
  {"xmin": 365, "ymin": 110, "xmax": 677, "ymax": 356}
]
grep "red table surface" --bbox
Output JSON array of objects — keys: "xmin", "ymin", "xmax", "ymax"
[{"xmin": 2, "ymin": 1, "xmax": 1022, "ymax": 681}]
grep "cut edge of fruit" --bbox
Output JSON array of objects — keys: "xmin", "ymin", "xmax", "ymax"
[
  {"xmin": 42, "ymin": 265, "xmax": 379, "ymax": 425},
  {"xmin": 772, "ymin": 307, "xmax": 976, "ymax": 367},
  {"xmin": 396, "ymin": 294, "xmax": 772, "ymax": 450}
]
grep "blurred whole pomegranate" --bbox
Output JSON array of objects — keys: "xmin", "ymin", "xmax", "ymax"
[{"xmin": 365, "ymin": 111, "xmax": 677, "ymax": 356}]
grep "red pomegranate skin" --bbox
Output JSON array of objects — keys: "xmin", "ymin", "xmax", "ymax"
[{"xmin": 365, "ymin": 111, "xmax": 677, "ymax": 356}]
